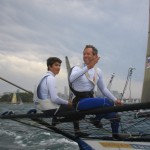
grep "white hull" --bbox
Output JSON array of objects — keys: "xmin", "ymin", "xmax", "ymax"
[{"xmin": 84, "ymin": 140, "xmax": 150, "ymax": 150}]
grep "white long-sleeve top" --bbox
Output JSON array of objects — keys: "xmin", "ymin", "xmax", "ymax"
[
  {"xmin": 69, "ymin": 64, "xmax": 117, "ymax": 102},
  {"xmin": 37, "ymin": 71, "xmax": 68, "ymax": 105}
]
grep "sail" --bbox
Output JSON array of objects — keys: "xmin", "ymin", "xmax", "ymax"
[
  {"xmin": 65, "ymin": 56, "xmax": 72, "ymax": 99},
  {"xmin": 11, "ymin": 91, "xmax": 23, "ymax": 104},
  {"xmin": 141, "ymin": 3, "xmax": 150, "ymax": 103},
  {"xmin": 11, "ymin": 93, "xmax": 17, "ymax": 104},
  {"xmin": 65, "ymin": 56, "xmax": 71, "ymax": 73}
]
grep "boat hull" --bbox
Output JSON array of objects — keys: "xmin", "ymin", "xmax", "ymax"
[{"xmin": 83, "ymin": 139, "xmax": 150, "ymax": 150}]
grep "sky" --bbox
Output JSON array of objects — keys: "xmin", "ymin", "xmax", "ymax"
[{"xmin": 0, "ymin": 0, "xmax": 149, "ymax": 99}]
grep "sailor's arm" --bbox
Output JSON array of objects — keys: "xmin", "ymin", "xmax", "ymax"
[
  {"xmin": 69, "ymin": 66, "xmax": 88, "ymax": 83},
  {"xmin": 97, "ymin": 69, "xmax": 122, "ymax": 106},
  {"xmin": 47, "ymin": 76, "xmax": 69, "ymax": 105},
  {"xmin": 70, "ymin": 56, "xmax": 99, "ymax": 83}
]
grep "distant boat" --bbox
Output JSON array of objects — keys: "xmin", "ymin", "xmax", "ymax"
[
  {"xmin": 11, "ymin": 92, "xmax": 23, "ymax": 105},
  {"xmin": 11, "ymin": 92, "xmax": 17, "ymax": 104}
]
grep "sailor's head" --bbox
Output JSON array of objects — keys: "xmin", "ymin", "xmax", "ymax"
[
  {"xmin": 84, "ymin": 45, "xmax": 98, "ymax": 55},
  {"xmin": 47, "ymin": 57, "xmax": 62, "ymax": 75},
  {"xmin": 83, "ymin": 45, "xmax": 99, "ymax": 65}
]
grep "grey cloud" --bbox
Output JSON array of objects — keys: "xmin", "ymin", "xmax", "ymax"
[{"xmin": 0, "ymin": 0, "xmax": 149, "ymax": 98}]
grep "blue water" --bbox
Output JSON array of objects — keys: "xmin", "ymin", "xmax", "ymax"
[{"xmin": 0, "ymin": 103, "xmax": 79, "ymax": 150}]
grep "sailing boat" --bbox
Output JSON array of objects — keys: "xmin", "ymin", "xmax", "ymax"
[
  {"xmin": 1, "ymin": 57, "xmax": 150, "ymax": 150},
  {"xmin": 1, "ymin": 3, "xmax": 150, "ymax": 150},
  {"xmin": 11, "ymin": 92, "xmax": 17, "ymax": 104},
  {"xmin": 11, "ymin": 91, "xmax": 23, "ymax": 104}
]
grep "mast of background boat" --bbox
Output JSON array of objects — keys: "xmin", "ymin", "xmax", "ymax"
[
  {"xmin": 107, "ymin": 73, "xmax": 115, "ymax": 90},
  {"xmin": 65, "ymin": 56, "xmax": 73, "ymax": 100},
  {"xmin": 121, "ymin": 67, "xmax": 135, "ymax": 102},
  {"xmin": 0, "ymin": 77, "xmax": 33, "ymax": 96},
  {"xmin": 141, "ymin": 0, "xmax": 150, "ymax": 103},
  {"xmin": 65, "ymin": 56, "xmax": 71, "ymax": 72}
]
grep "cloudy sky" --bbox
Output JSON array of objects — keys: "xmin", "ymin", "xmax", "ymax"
[{"xmin": 0, "ymin": 0, "xmax": 149, "ymax": 99}]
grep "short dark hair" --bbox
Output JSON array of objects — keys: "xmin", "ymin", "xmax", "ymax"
[
  {"xmin": 47, "ymin": 57, "xmax": 62, "ymax": 67},
  {"xmin": 84, "ymin": 45, "xmax": 98, "ymax": 55}
]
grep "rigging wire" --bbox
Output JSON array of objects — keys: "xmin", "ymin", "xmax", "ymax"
[{"xmin": 121, "ymin": 67, "xmax": 135, "ymax": 101}]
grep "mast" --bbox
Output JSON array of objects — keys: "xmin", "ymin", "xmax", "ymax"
[
  {"xmin": 65, "ymin": 56, "xmax": 71, "ymax": 73},
  {"xmin": 65, "ymin": 56, "xmax": 72, "ymax": 99},
  {"xmin": 141, "ymin": 1, "xmax": 150, "ymax": 103},
  {"xmin": 107, "ymin": 73, "xmax": 115, "ymax": 90},
  {"xmin": 121, "ymin": 67, "xmax": 135, "ymax": 101}
]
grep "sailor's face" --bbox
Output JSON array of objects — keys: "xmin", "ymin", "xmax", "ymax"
[
  {"xmin": 49, "ymin": 62, "xmax": 61, "ymax": 75},
  {"xmin": 83, "ymin": 48, "xmax": 97, "ymax": 65}
]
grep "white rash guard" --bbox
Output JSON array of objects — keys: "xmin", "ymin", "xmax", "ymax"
[
  {"xmin": 34, "ymin": 71, "xmax": 68, "ymax": 111},
  {"xmin": 69, "ymin": 64, "xmax": 117, "ymax": 102}
]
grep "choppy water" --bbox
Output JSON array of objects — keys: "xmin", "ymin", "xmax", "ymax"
[{"xmin": 0, "ymin": 103, "xmax": 79, "ymax": 150}]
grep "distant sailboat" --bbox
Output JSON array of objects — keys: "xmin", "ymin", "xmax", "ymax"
[
  {"xmin": 11, "ymin": 91, "xmax": 23, "ymax": 104},
  {"xmin": 11, "ymin": 92, "xmax": 17, "ymax": 104},
  {"xmin": 141, "ymin": 2, "xmax": 150, "ymax": 103}
]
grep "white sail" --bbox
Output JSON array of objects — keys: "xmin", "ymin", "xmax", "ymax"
[
  {"xmin": 11, "ymin": 93, "xmax": 17, "ymax": 104},
  {"xmin": 65, "ymin": 56, "xmax": 72, "ymax": 99},
  {"xmin": 11, "ymin": 91, "xmax": 23, "ymax": 104},
  {"xmin": 141, "ymin": 2, "xmax": 150, "ymax": 103}
]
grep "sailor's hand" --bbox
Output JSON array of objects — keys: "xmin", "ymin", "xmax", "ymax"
[
  {"xmin": 87, "ymin": 56, "xmax": 100, "ymax": 69},
  {"xmin": 114, "ymin": 99, "xmax": 123, "ymax": 106}
]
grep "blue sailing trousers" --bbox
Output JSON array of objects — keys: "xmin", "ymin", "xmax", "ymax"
[{"xmin": 77, "ymin": 97, "xmax": 120, "ymax": 134}]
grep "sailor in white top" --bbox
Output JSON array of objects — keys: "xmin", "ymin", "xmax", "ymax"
[
  {"xmin": 70, "ymin": 64, "xmax": 117, "ymax": 101},
  {"xmin": 69, "ymin": 45, "xmax": 122, "ymax": 138},
  {"xmin": 34, "ymin": 57, "xmax": 71, "ymax": 112}
]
